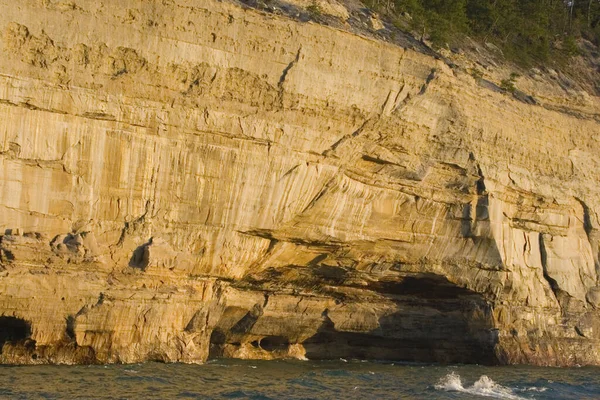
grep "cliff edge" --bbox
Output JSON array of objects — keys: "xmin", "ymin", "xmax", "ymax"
[{"xmin": 0, "ymin": 0, "xmax": 600, "ymax": 366}]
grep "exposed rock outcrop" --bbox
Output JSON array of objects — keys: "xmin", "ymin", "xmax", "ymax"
[{"xmin": 0, "ymin": 0, "xmax": 599, "ymax": 366}]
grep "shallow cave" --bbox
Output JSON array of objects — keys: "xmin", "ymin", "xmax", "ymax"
[
  {"xmin": 0, "ymin": 316, "xmax": 31, "ymax": 352},
  {"xmin": 208, "ymin": 275, "xmax": 499, "ymax": 364},
  {"xmin": 303, "ymin": 277, "xmax": 499, "ymax": 365},
  {"xmin": 259, "ymin": 335, "xmax": 289, "ymax": 352}
]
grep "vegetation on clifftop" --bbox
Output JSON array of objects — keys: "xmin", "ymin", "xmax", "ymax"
[{"xmin": 365, "ymin": 0, "xmax": 600, "ymax": 65}]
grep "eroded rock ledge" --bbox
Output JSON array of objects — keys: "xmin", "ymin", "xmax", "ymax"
[{"xmin": 0, "ymin": 0, "xmax": 599, "ymax": 366}]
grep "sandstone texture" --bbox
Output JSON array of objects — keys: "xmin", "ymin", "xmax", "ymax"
[{"xmin": 0, "ymin": 0, "xmax": 600, "ymax": 366}]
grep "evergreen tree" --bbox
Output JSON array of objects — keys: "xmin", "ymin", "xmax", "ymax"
[{"xmin": 378, "ymin": 0, "xmax": 600, "ymax": 65}]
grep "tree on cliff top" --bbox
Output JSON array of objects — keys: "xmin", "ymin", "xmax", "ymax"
[{"xmin": 365, "ymin": 0, "xmax": 600, "ymax": 65}]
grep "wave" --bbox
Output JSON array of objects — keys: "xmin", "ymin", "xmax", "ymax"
[
  {"xmin": 518, "ymin": 386, "xmax": 547, "ymax": 393},
  {"xmin": 123, "ymin": 369, "xmax": 139, "ymax": 374},
  {"xmin": 435, "ymin": 372, "xmax": 532, "ymax": 399}
]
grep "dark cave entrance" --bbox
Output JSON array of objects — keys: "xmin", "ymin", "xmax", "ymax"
[
  {"xmin": 0, "ymin": 316, "xmax": 31, "ymax": 352},
  {"xmin": 303, "ymin": 276, "xmax": 499, "ymax": 364},
  {"xmin": 208, "ymin": 274, "xmax": 499, "ymax": 364},
  {"xmin": 259, "ymin": 335, "xmax": 289, "ymax": 352}
]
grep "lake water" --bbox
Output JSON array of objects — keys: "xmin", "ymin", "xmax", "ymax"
[{"xmin": 0, "ymin": 359, "xmax": 598, "ymax": 399}]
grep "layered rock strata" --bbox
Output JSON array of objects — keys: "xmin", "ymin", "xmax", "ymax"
[{"xmin": 0, "ymin": 0, "xmax": 599, "ymax": 366}]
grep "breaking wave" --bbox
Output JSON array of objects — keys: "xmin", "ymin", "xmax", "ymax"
[{"xmin": 435, "ymin": 372, "xmax": 530, "ymax": 399}]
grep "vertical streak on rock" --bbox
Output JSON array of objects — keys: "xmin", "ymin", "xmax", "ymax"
[
  {"xmin": 539, "ymin": 233, "xmax": 562, "ymax": 311},
  {"xmin": 575, "ymin": 197, "xmax": 599, "ymax": 280}
]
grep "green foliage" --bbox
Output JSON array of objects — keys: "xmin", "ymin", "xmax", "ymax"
[
  {"xmin": 372, "ymin": 0, "xmax": 600, "ymax": 65},
  {"xmin": 563, "ymin": 35, "xmax": 581, "ymax": 57},
  {"xmin": 500, "ymin": 72, "xmax": 519, "ymax": 93},
  {"xmin": 398, "ymin": 0, "xmax": 469, "ymax": 45},
  {"xmin": 469, "ymin": 68, "xmax": 483, "ymax": 80},
  {"xmin": 306, "ymin": 1, "xmax": 322, "ymax": 17}
]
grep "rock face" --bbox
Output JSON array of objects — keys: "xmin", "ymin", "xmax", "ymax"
[{"xmin": 0, "ymin": 0, "xmax": 599, "ymax": 366}]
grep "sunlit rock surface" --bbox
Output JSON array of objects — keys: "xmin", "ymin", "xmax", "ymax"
[{"xmin": 0, "ymin": 0, "xmax": 599, "ymax": 366}]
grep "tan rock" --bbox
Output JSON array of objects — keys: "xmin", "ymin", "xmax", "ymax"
[{"xmin": 0, "ymin": 0, "xmax": 599, "ymax": 366}]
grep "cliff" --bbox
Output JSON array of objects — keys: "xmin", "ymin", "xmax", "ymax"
[{"xmin": 0, "ymin": 0, "xmax": 599, "ymax": 366}]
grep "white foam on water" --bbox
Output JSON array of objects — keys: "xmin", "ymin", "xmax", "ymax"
[
  {"xmin": 519, "ymin": 387, "xmax": 547, "ymax": 393},
  {"xmin": 123, "ymin": 369, "xmax": 139, "ymax": 374},
  {"xmin": 435, "ymin": 372, "xmax": 530, "ymax": 400}
]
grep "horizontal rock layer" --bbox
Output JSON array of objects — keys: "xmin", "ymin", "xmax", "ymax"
[{"xmin": 0, "ymin": 0, "xmax": 599, "ymax": 366}]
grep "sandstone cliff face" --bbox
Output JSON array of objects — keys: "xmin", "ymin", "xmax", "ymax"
[{"xmin": 0, "ymin": 0, "xmax": 599, "ymax": 366}]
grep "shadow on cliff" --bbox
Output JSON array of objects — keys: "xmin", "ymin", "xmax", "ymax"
[
  {"xmin": 302, "ymin": 275, "xmax": 499, "ymax": 365},
  {"xmin": 209, "ymin": 272, "xmax": 500, "ymax": 364}
]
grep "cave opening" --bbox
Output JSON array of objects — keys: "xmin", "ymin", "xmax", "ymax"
[
  {"xmin": 207, "ymin": 274, "xmax": 499, "ymax": 364},
  {"xmin": 260, "ymin": 335, "xmax": 289, "ymax": 352},
  {"xmin": 303, "ymin": 276, "xmax": 499, "ymax": 364},
  {"xmin": 0, "ymin": 316, "xmax": 31, "ymax": 353}
]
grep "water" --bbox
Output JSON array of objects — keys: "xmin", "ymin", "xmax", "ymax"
[{"xmin": 0, "ymin": 360, "xmax": 598, "ymax": 399}]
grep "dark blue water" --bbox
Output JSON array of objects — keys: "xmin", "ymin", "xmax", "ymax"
[{"xmin": 0, "ymin": 359, "xmax": 598, "ymax": 399}]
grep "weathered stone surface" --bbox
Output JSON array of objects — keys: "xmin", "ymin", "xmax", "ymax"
[{"xmin": 0, "ymin": 0, "xmax": 599, "ymax": 366}]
